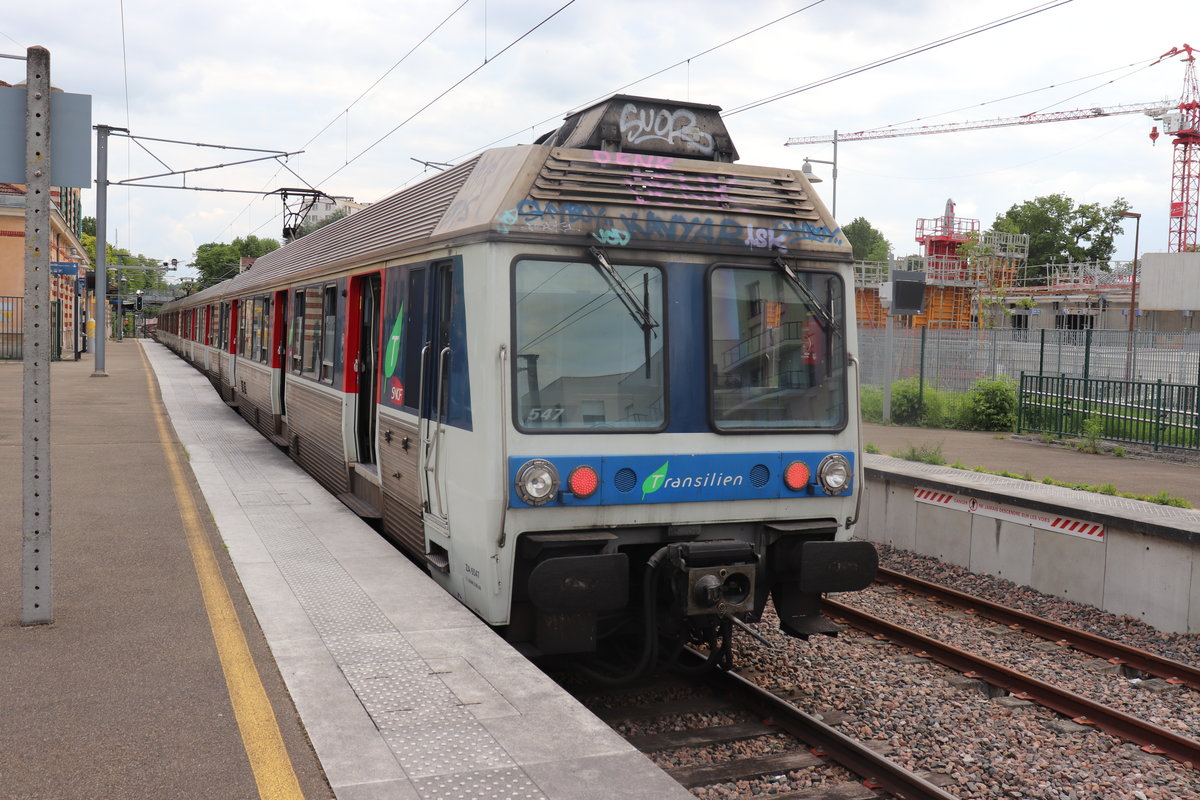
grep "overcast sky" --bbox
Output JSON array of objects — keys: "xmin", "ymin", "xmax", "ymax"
[{"xmin": 2, "ymin": 0, "xmax": 1192, "ymax": 280}]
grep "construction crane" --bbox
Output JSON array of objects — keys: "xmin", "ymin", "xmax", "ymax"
[
  {"xmin": 1154, "ymin": 44, "xmax": 1198, "ymax": 253},
  {"xmin": 784, "ymin": 101, "xmax": 1168, "ymax": 145},
  {"xmin": 786, "ymin": 44, "xmax": 1199, "ymax": 252}
]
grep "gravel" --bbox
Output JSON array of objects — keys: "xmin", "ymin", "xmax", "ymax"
[
  {"xmin": 568, "ymin": 542, "xmax": 1200, "ymax": 799},
  {"xmin": 729, "ymin": 543, "xmax": 1200, "ymax": 800}
]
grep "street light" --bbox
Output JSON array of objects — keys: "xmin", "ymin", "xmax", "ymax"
[
  {"xmin": 1120, "ymin": 210, "xmax": 1141, "ymax": 380},
  {"xmin": 799, "ymin": 129, "xmax": 838, "ymax": 219}
]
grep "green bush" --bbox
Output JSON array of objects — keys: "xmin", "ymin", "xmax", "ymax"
[
  {"xmin": 859, "ymin": 385, "xmax": 883, "ymax": 423},
  {"xmin": 889, "ymin": 378, "xmax": 948, "ymax": 426},
  {"xmin": 1078, "ymin": 415, "xmax": 1104, "ymax": 453},
  {"xmin": 959, "ymin": 376, "xmax": 1018, "ymax": 431}
]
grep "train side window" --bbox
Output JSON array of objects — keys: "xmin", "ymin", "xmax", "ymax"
[
  {"xmin": 400, "ymin": 268, "xmax": 428, "ymax": 411},
  {"xmin": 290, "ymin": 291, "xmax": 305, "ymax": 374},
  {"xmin": 238, "ymin": 300, "xmax": 251, "ymax": 357},
  {"xmin": 302, "ymin": 287, "xmax": 322, "ymax": 376},
  {"xmin": 256, "ymin": 297, "xmax": 270, "ymax": 364},
  {"xmin": 218, "ymin": 304, "xmax": 229, "ymax": 350},
  {"xmin": 250, "ymin": 298, "xmax": 262, "ymax": 362},
  {"xmin": 320, "ymin": 285, "xmax": 337, "ymax": 383}
]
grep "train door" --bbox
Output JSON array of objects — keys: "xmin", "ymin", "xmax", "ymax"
[
  {"xmin": 414, "ymin": 260, "xmax": 455, "ymax": 530},
  {"xmin": 352, "ymin": 274, "xmax": 382, "ymax": 464},
  {"xmin": 271, "ymin": 289, "xmax": 288, "ymax": 418}
]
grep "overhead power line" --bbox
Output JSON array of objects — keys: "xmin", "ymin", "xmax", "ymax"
[
  {"xmin": 723, "ymin": 0, "xmax": 1073, "ymax": 116},
  {"xmin": 318, "ymin": 0, "xmax": 580, "ymax": 188}
]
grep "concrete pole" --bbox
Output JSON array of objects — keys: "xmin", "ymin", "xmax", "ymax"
[{"xmin": 22, "ymin": 45, "xmax": 52, "ymax": 624}]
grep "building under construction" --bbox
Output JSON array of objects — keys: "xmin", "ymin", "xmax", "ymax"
[{"xmin": 852, "ymin": 199, "xmax": 1185, "ymax": 333}]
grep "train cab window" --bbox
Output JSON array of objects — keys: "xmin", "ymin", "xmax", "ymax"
[
  {"xmin": 513, "ymin": 258, "xmax": 664, "ymax": 431},
  {"xmin": 709, "ymin": 265, "xmax": 846, "ymax": 430}
]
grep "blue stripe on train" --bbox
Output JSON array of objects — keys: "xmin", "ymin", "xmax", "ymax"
[{"xmin": 507, "ymin": 451, "xmax": 853, "ymax": 508}]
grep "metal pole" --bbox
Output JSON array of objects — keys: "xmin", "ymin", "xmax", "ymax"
[
  {"xmin": 22, "ymin": 46, "xmax": 52, "ymax": 625},
  {"xmin": 1121, "ymin": 212, "xmax": 1141, "ymax": 381},
  {"xmin": 882, "ymin": 258, "xmax": 894, "ymax": 423},
  {"xmin": 116, "ymin": 267, "xmax": 123, "ymax": 341},
  {"xmin": 918, "ymin": 327, "xmax": 927, "ymax": 421},
  {"xmin": 831, "ymin": 129, "xmax": 838, "ymax": 220},
  {"xmin": 93, "ymin": 124, "xmax": 112, "ymax": 376}
]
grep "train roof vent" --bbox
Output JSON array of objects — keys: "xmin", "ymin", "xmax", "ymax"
[{"xmin": 536, "ymin": 94, "xmax": 739, "ymax": 162}]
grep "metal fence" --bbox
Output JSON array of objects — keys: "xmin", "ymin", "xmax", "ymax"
[
  {"xmin": 858, "ymin": 327, "xmax": 1200, "ymax": 394},
  {"xmin": 1, "ymin": 296, "xmax": 21, "ymax": 359},
  {"xmin": 1018, "ymin": 373, "xmax": 1200, "ymax": 451}
]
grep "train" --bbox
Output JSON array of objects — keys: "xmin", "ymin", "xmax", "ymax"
[{"xmin": 158, "ymin": 94, "xmax": 878, "ymax": 679}]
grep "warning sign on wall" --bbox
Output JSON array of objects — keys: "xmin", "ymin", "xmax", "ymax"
[{"xmin": 913, "ymin": 487, "xmax": 1104, "ymax": 541}]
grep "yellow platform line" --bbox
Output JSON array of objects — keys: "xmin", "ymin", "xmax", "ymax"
[{"xmin": 139, "ymin": 344, "xmax": 305, "ymax": 800}]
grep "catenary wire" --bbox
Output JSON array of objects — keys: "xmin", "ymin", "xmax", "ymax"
[
  {"xmin": 723, "ymin": 0, "xmax": 1073, "ymax": 116},
  {"xmin": 316, "ymin": 0, "xmax": 579, "ymax": 188}
]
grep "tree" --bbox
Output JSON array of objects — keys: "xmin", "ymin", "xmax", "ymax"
[
  {"xmin": 992, "ymin": 194, "xmax": 1131, "ymax": 280},
  {"xmin": 192, "ymin": 235, "xmax": 281, "ymax": 287},
  {"xmin": 842, "ymin": 217, "xmax": 891, "ymax": 262}
]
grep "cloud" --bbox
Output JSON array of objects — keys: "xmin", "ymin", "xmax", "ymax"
[{"xmin": 2, "ymin": 0, "xmax": 1188, "ymax": 265}]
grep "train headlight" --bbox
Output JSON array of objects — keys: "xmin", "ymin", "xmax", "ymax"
[
  {"xmin": 515, "ymin": 459, "xmax": 559, "ymax": 506},
  {"xmin": 816, "ymin": 453, "xmax": 851, "ymax": 495}
]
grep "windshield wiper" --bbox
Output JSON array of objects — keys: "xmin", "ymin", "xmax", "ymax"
[
  {"xmin": 590, "ymin": 246, "xmax": 659, "ymax": 379},
  {"xmin": 589, "ymin": 246, "xmax": 660, "ymax": 334},
  {"xmin": 773, "ymin": 257, "xmax": 838, "ymax": 333}
]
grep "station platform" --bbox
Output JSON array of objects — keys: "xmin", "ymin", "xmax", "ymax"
[{"xmin": 0, "ymin": 340, "xmax": 691, "ymax": 800}]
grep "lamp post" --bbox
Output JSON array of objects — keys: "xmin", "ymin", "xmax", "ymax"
[
  {"xmin": 1120, "ymin": 210, "xmax": 1141, "ymax": 380},
  {"xmin": 800, "ymin": 130, "xmax": 838, "ymax": 219}
]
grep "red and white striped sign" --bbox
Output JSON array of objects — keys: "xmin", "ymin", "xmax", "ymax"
[{"xmin": 913, "ymin": 487, "xmax": 1104, "ymax": 541}]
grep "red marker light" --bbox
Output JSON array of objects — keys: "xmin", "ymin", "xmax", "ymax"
[
  {"xmin": 568, "ymin": 465, "xmax": 600, "ymax": 498},
  {"xmin": 784, "ymin": 460, "xmax": 810, "ymax": 491}
]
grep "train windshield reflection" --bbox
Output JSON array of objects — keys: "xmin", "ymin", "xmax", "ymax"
[
  {"xmin": 514, "ymin": 259, "xmax": 665, "ymax": 430},
  {"xmin": 710, "ymin": 266, "xmax": 846, "ymax": 430}
]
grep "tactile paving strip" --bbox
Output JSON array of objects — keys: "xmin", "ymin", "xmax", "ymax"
[
  {"xmin": 190, "ymin": 416, "xmax": 545, "ymax": 798},
  {"xmin": 413, "ymin": 766, "xmax": 547, "ymax": 800}
]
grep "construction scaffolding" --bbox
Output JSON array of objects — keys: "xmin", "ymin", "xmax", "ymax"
[{"xmin": 855, "ymin": 200, "xmax": 1032, "ymax": 329}]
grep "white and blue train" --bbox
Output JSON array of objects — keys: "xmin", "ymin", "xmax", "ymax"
[{"xmin": 159, "ymin": 95, "xmax": 877, "ymax": 678}]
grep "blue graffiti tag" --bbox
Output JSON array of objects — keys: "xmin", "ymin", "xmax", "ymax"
[{"xmin": 496, "ymin": 199, "xmax": 844, "ymax": 251}]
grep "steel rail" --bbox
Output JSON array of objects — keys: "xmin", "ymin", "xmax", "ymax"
[
  {"xmin": 876, "ymin": 567, "xmax": 1200, "ymax": 692},
  {"xmin": 690, "ymin": 651, "xmax": 959, "ymax": 800},
  {"xmin": 825, "ymin": 599, "xmax": 1200, "ymax": 769}
]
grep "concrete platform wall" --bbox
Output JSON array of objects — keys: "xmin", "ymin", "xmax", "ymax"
[{"xmin": 860, "ymin": 455, "xmax": 1200, "ymax": 634}]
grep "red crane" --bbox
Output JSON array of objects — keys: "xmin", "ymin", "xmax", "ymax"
[
  {"xmin": 785, "ymin": 44, "xmax": 1200, "ymax": 252},
  {"xmin": 1154, "ymin": 44, "xmax": 1199, "ymax": 253}
]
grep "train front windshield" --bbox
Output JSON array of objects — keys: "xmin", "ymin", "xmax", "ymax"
[
  {"xmin": 710, "ymin": 266, "xmax": 846, "ymax": 430},
  {"xmin": 514, "ymin": 259, "xmax": 666, "ymax": 431},
  {"xmin": 513, "ymin": 258, "xmax": 846, "ymax": 432}
]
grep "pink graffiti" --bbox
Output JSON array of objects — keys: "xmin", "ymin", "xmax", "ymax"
[
  {"xmin": 593, "ymin": 151, "xmax": 675, "ymax": 170},
  {"xmin": 625, "ymin": 170, "xmax": 740, "ymax": 207}
]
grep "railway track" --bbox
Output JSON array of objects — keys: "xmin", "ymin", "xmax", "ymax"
[
  {"xmin": 826, "ymin": 571, "xmax": 1200, "ymax": 769},
  {"xmin": 875, "ymin": 566, "xmax": 1200, "ymax": 692},
  {"xmin": 569, "ymin": 564, "xmax": 1200, "ymax": 796},
  {"xmin": 574, "ymin": 653, "xmax": 959, "ymax": 800}
]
